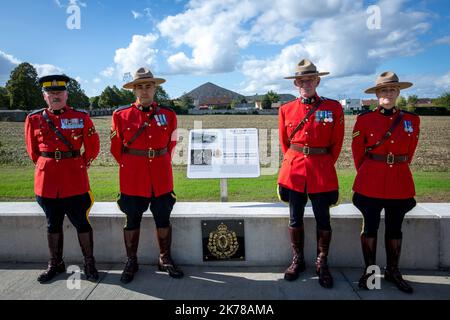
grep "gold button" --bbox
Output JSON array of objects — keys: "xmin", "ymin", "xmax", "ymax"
[
  {"xmin": 391, "ymin": 140, "xmax": 394, "ymax": 144},
  {"xmin": 127, "ymin": 128, "xmax": 130, "ymax": 130},
  {"xmin": 80, "ymin": 165, "xmax": 84, "ymax": 169},
  {"xmin": 390, "ymin": 118, "xmax": 393, "ymax": 120},
  {"xmin": 149, "ymin": 160, "xmax": 153, "ymax": 163},
  {"xmin": 56, "ymin": 138, "xmax": 59, "ymax": 141},
  {"xmin": 149, "ymin": 136, "xmax": 152, "ymax": 138},
  {"xmin": 408, "ymin": 134, "xmax": 411, "ymax": 137},
  {"xmin": 323, "ymin": 123, "xmax": 326, "ymax": 126},
  {"xmin": 305, "ymin": 132, "xmax": 308, "ymax": 135},
  {"xmin": 147, "ymin": 114, "xmax": 150, "ymax": 117},
  {"xmin": 370, "ymin": 134, "xmax": 374, "ymax": 137},
  {"xmin": 121, "ymin": 164, "xmax": 124, "ymax": 168}
]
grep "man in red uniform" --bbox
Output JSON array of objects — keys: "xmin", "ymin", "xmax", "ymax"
[
  {"xmin": 352, "ymin": 72, "xmax": 420, "ymax": 293},
  {"xmin": 25, "ymin": 75, "xmax": 100, "ymax": 283},
  {"xmin": 278, "ymin": 59, "xmax": 344, "ymax": 288},
  {"xmin": 110, "ymin": 67, "xmax": 182, "ymax": 283}
]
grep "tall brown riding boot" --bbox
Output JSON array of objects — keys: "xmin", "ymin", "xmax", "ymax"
[
  {"xmin": 77, "ymin": 230, "xmax": 99, "ymax": 281},
  {"xmin": 284, "ymin": 226, "xmax": 306, "ymax": 281},
  {"xmin": 37, "ymin": 232, "xmax": 65, "ymax": 283},
  {"xmin": 315, "ymin": 230, "xmax": 333, "ymax": 288},
  {"xmin": 157, "ymin": 225, "xmax": 183, "ymax": 278},
  {"xmin": 384, "ymin": 237, "xmax": 413, "ymax": 294},
  {"xmin": 358, "ymin": 234, "xmax": 377, "ymax": 289},
  {"xmin": 120, "ymin": 229, "xmax": 140, "ymax": 284}
]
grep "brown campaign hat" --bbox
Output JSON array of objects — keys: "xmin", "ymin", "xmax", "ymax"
[
  {"xmin": 123, "ymin": 67, "xmax": 166, "ymax": 89},
  {"xmin": 365, "ymin": 71, "xmax": 413, "ymax": 94},
  {"xmin": 284, "ymin": 59, "xmax": 330, "ymax": 79}
]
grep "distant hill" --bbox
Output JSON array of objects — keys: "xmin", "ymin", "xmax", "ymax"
[
  {"xmin": 245, "ymin": 94, "xmax": 296, "ymax": 103},
  {"xmin": 181, "ymin": 82, "xmax": 246, "ymax": 105}
]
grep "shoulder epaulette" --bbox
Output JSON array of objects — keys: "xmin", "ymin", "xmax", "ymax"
[
  {"xmin": 114, "ymin": 105, "xmax": 133, "ymax": 113},
  {"xmin": 27, "ymin": 108, "xmax": 46, "ymax": 117},
  {"xmin": 400, "ymin": 109, "xmax": 418, "ymax": 116},
  {"xmin": 357, "ymin": 110, "xmax": 373, "ymax": 117},
  {"xmin": 158, "ymin": 105, "xmax": 175, "ymax": 113},
  {"xmin": 72, "ymin": 108, "xmax": 89, "ymax": 114},
  {"xmin": 320, "ymin": 96, "xmax": 339, "ymax": 103}
]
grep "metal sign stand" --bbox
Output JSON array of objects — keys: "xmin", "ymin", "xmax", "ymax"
[{"xmin": 220, "ymin": 178, "xmax": 228, "ymax": 202}]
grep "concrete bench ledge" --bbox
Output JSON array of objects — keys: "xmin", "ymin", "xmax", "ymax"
[{"xmin": 0, "ymin": 202, "xmax": 449, "ymax": 269}]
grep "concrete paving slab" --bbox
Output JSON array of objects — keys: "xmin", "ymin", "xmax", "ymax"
[
  {"xmin": 341, "ymin": 268, "xmax": 450, "ymax": 300},
  {"xmin": 0, "ymin": 263, "xmax": 112, "ymax": 300}
]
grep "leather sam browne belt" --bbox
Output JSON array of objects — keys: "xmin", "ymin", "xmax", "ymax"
[
  {"xmin": 122, "ymin": 146, "xmax": 168, "ymax": 158},
  {"xmin": 40, "ymin": 150, "xmax": 81, "ymax": 160},
  {"xmin": 367, "ymin": 152, "xmax": 409, "ymax": 165},
  {"xmin": 289, "ymin": 144, "xmax": 329, "ymax": 155}
]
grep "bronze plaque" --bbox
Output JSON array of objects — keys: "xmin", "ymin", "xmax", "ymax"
[{"xmin": 201, "ymin": 220, "xmax": 245, "ymax": 261}]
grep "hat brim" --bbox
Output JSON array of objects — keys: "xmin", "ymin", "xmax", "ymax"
[
  {"xmin": 42, "ymin": 86, "xmax": 67, "ymax": 92},
  {"xmin": 123, "ymin": 77, "xmax": 166, "ymax": 89},
  {"xmin": 364, "ymin": 82, "xmax": 413, "ymax": 94},
  {"xmin": 284, "ymin": 72, "xmax": 330, "ymax": 79}
]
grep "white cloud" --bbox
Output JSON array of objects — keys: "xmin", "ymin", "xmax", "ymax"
[
  {"xmin": 238, "ymin": 0, "xmax": 431, "ymax": 95},
  {"xmin": 34, "ymin": 64, "xmax": 64, "ymax": 77},
  {"xmin": 132, "ymin": 10, "xmax": 142, "ymax": 19},
  {"xmin": 433, "ymin": 36, "xmax": 450, "ymax": 45},
  {"xmin": 113, "ymin": 33, "xmax": 159, "ymax": 78},
  {"xmin": 93, "ymin": 78, "xmax": 101, "ymax": 84},
  {"xmin": 100, "ymin": 66, "xmax": 115, "ymax": 78}
]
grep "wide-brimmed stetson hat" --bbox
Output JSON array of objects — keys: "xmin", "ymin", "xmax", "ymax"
[
  {"xmin": 284, "ymin": 59, "xmax": 330, "ymax": 79},
  {"xmin": 365, "ymin": 71, "xmax": 412, "ymax": 94},
  {"xmin": 123, "ymin": 67, "xmax": 166, "ymax": 89}
]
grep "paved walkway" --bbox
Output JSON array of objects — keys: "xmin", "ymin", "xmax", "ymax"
[{"xmin": 0, "ymin": 263, "xmax": 449, "ymax": 300}]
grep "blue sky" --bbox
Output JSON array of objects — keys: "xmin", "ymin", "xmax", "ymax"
[{"xmin": 0, "ymin": 0, "xmax": 449, "ymax": 99}]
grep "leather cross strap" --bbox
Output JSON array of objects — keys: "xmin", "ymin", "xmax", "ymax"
[
  {"xmin": 288, "ymin": 99, "xmax": 322, "ymax": 145},
  {"xmin": 289, "ymin": 144, "xmax": 329, "ymax": 155},
  {"xmin": 365, "ymin": 111, "xmax": 404, "ymax": 153},
  {"xmin": 42, "ymin": 110, "xmax": 74, "ymax": 150},
  {"xmin": 126, "ymin": 107, "xmax": 160, "ymax": 147},
  {"xmin": 40, "ymin": 150, "xmax": 81, "ymax": 160},
  {"xmin": 122, "ymin": 146, "xmax": 168, "ymax": 158}
]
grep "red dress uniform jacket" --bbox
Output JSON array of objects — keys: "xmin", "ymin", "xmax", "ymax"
[
  {"xmin": 278, "ymin": 95, "xmax": 345, "ymax": 194},
  {"xmin": 25, "ymin": 106, "xmax": 100, "ymax": 198},
  {"xmin": 110, "ymin": 103, "xmax": 177, "ymax": 198},
  {"xmin": 352, "ymin": 108, "xmax": 420, "ymax": 199}
]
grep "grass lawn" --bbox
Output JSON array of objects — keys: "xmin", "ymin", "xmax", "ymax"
[{"xmin": 1, "ymin": 166, "xmax": 448, "ymax": 202}]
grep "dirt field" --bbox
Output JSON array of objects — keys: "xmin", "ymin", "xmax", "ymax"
[{"xmin": 0, "ymin": 115, "xmax": 449, "ymax": 171}]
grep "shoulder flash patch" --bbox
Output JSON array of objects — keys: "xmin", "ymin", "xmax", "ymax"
[{"xmin": 352, "ymin": 131, "xmax": 360, "ymax": 139}]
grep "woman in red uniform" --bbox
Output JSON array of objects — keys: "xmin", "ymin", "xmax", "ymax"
[
  {"xmin": 352, "ymin": 72, "xmax": 420, "ymax": 294},
  {"xmin": 278, "ymin": 59, "xmax": 344, "ymax": 288}
]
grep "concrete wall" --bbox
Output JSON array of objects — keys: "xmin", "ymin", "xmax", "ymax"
[{"xmin": 0, "ymin": 202, "xmax": 448, "ymax": 269}]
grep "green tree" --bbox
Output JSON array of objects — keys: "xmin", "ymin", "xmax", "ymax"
[
  {"xmin": 262, "ymin": 95, "xmax": 272, "ymax": 109},
  {"xmin": 98, "ymin": 86, "xmax": 121, "ymax": 108},
  {"xmin": 266, "ymin": 90, "xmax": 280, "ymax": 103},
  {"xmin": 406, "ymin": 94, "xmax": 418, "ymax": 112},
  {"xmin": 407, "ymin": 94, "xmax": 418, "ymax": 107},
  {"xmin": 89, "ymin": 96, "xmax": 100, "ymax": 109},
  {"xmin": 179, "ymin": 93, "xmax": 194, "ymax": 109},
  {"xmin": 67, "ymin": 78, "xmax": 90, "ymax": 109},
  {"xmin": 155, "ymin": 86, "xmax": 170, "ymax": 104},
  {"xmin": 0, "ymin": 87, "xmax": 9, "ymax": 109},
  {"xmin": 434, "ymin": 92, "xmax": 450, "ymax": 109},
  {"xmin": 397, "ymin": 96, "xmax": 407, "ymax": 109},
  {"xmin": 5, "ymin": 62, "xmax": 44, "ymax": 110},
  {"xmin": 118, "ymin": 89, "xmax": 135, "ymax": 105}
]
